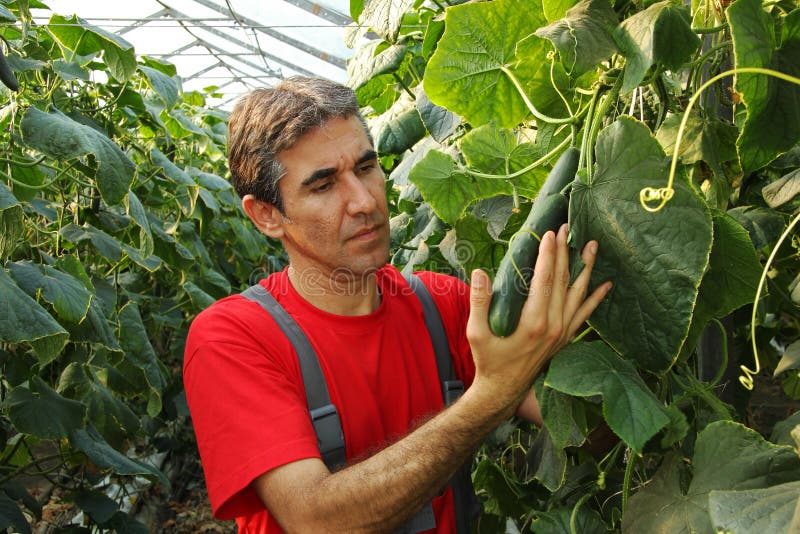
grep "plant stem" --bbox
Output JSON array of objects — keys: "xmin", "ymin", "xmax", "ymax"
[
  {"xmin": 570, "ymin": 491, "xmax": 593, "ymax": 534},
  {"xmin": 692, "ymin": 22, "xmax": 729, "ymax": 33},
  {"xmin": 393, "ymin": 73, "xmax": 415, "ymax": 100},
  {"xmin": 463, "ymin": 134, "xmax": 572, "ymax": 180},
  {"xmin": 585, "ymin": 75, "xmax": 622, "ymax": 182},
  {"xmin": 621, "ymin": 448, "xmax": 637, "ymax": 515},
  {"xmin": 743, "ymin": 210, "xmax": 800, "ymax": 389},
  {"xmin": 708, "ymin": 318, "xmax": 729, "ymax": 387},
  {"xmin": 642, "ymin": 67, "xmax": 800, "ymax": 213},
  {"xmin": 501, "ymin": 66, "xmax": 576, "ymax": 125}
]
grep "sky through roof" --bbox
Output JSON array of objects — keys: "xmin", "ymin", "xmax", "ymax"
[{"xmin": 31, "ymin": 0, "xmax": 355, "ymax": 108}]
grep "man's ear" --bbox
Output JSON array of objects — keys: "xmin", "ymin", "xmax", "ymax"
[{"xmin": 242, "ymin": 194, "xmax": 285, "ymax": 239}]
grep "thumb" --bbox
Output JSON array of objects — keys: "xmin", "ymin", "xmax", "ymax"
[{"xmin": 468, "ymin": 269, "xmax": 492, "ymax": 332}]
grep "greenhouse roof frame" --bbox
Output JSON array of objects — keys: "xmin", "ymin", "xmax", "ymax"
[{"xmin": 32, "ymin": 0, "xmax": 355, "ymax": 108}]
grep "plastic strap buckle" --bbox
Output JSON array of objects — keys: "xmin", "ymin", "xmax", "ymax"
[
  {"xmin": 443, "ymin": 379, "xmax": 464, "ymax": 406},
  {"xmin": 309, "ymin": 404, "xmax": 346, "ymax": 469}
]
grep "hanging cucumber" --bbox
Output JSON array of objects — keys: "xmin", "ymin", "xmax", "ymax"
[
  {"xmin": 488, "ymin": 147, "xmax": 580, "ymax": 337},
  {"xmin": 0, "ymin": 47, "xmax": 19, "ymax": 92}
]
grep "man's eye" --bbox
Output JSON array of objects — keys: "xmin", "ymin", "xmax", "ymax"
[
  {"xmin": 314, "ymin": 181, "xmax": 333, "ymax": 193},
  {"xmin": 359, "ymin": 163, "xmax": 375, "ymax": 173}
]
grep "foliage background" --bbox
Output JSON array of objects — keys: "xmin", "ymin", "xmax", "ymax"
[{"xmin": 1, "ymin": 0, "xmax": 800, "ymax": 532}]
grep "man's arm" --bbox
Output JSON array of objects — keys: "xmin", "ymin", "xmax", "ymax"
[{"xmin": 251, "ymin": 226, "xmax": 611, "ymax": 533}]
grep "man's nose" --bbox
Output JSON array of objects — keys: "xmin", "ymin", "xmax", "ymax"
[{"xmin": 344, "ymin": 173, "xmax": 379, "ymax": 215}]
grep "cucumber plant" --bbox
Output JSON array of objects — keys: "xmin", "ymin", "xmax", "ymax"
[
  {"xmin": 0, "ymin": 1, "xmax": 282, "ymax": 530},
  {"xmin": 348, "ymin": 0, "xmax": 800, "ymax": 531}
]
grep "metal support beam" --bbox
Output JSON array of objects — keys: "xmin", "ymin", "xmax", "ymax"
[
  {"xmin": 115, "ymin": 8, "xmax": 170, "ymax": 36},
  {"xmin": 282, "ymin": 0, "xmax": 351, "ymax": 26},
  {"xmin": 161, "ymin": 5, "xmax": 317, "ymax": 78},
  {"xmin": 188, "ymin": 0, "xmax": 346, "ymax": 69}
]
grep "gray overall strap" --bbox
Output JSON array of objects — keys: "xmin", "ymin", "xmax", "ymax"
[
  {"xmin": 404, "ymin": 274, "xmax": 478, "ymax": 534},
  {"xmin": 241, "ymin": 284, "xmax": 346, "ymax": 471},
  {"xmin": 403, "ymin": 274, "xmax": 464, "ymax": 405}
]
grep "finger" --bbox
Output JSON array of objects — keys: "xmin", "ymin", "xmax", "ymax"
[
  {"xmin": 467, "ymin": 269, "xmax": 492, "ymax": 342},
  {"xmin": 547, "ymin": 224, "xmax": 570, "ymax": 331},
  {"xmin": 566, "ymin": 281, "xmax": 612, "ymax": 338},
  {"xmin": 520, "ymin": 231, "xmax": 556, "ymax": 330},
  {"xmin": 563, "ymin": 240, "xmax": 599, "ymax": 320}
]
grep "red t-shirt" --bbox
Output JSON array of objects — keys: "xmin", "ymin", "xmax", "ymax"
[{"xmin": 183, "ymin": 265, "xmax": 475, "ymax": 533}]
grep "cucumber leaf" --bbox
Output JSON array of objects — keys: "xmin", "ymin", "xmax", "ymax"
[
  {"xmin": 0, "ymin": 269, "xmax": 69, "ymax": 365},
  {"xmin": 6, "ymin": 261, "xmax": 93, "ymax": 325},
  {"xmin": 679, "ymin": 210, "xmax": 762, "ymax": 359},
  {"xmin": 545, "ymin": 341, "xmax": 670, "ymax": 452},
  {"xmin": 622, "ymin": 421, "xmax": 800, "ymax": 533},
  {"xmin": 423, "ymin": 0, "xmax": 548, "ymax": 128},
  {"xmin": 569, "ymin": 117, "xmax": 712, "ymax": 372},
  {"xmin": 535, "ymin": 0, "xmax": 619, "ymax": 76},
  {"xmin": 727, "ymin": 0, "xmax": 800, "ymax": 172},
  {"xmin": 408, "ymin": 150, "xmax": 511, "ymax": 224},
  {"xmin": 20, "ymin": 108, "xmax": 135, "ymax": 206},
  {"xmin": 0, "ymin": 182, "xmax": 23, "ymax": 261},
  {"xmin": 614, "ymin": 0, "xmax": 701, "ymax": 93},
  {"xmin": 48, "ymin": 14, "xmax": 136, "ymax": 82},
  {"xmin": 708, "ymin": 480, "xmax": 800, "ymax": 534},
  {"xmin": 7, "ymin": 376, "xmax": 86, "ymax": 440},
  {"xmin": 459, "ymin": 125, "xmax": 547, "ymax": 199}
]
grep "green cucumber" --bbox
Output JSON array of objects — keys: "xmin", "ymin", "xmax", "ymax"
[
  {"xmin": 0, "ymin": 47, "xmax": 19, "ymax": 92},
  {"xmin": 488, "ymin": 147, "xmax": 580, "ymax": 337}
]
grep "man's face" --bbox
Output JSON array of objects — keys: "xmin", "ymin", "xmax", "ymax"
[{"xmin": 273, "ymin": 115, "xmax": 390, "ymax": 281}]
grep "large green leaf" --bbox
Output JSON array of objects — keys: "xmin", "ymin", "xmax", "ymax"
[
  {"xmin": 535, "ymin": 0, "xmax": 619, "ymax": 76},
  {"xmin": 70, "ymin": 424, "xmax": 169, "ymax": 486},
  {"xmin": 542, "ymin": 0, "xmax": 580, "ymax": 22},
  {"xmin": 125, "ymin": 191, "xmax": 154, "ymax": 257},
  {"xmin": 545, "ymin": 341, "xmax": 670, "ymax": 452},
  {"xmin": 358, "ymin": 0, "xmax": 415, "ymax": 42},
  {"xmin": 708, "ymin": 480, "xmax": 800, "ymax": 534},
  {"xmin": 423, "ymin": 0, "xmax": 548, "ymax": 128},
  {"xmin": 58, "ymin": 363, "xmax": 140, "ymax": 449},
  {"xmin": 727, "ymin": 0, "xmax": 800, "ymax": 172},
  {"xmin": 415, "ymin": 85, "xmax": 461, "ymax": 144},
  {"xmin": 622, "ymin": 421, "xmax": 800, "ymax": 533},
  {"xmin": 531, "ymin": 507, "xmax": 607, "ymax": 534},
  {"xmin": 569, "ymin": 117, "xmax": 712, "ymax": 372},
  {"xmin": 20, "ymin": 108, "xmax": 135, "ymax": 205},
  {"xmin": 371, "ymin": 96, "xmax": 426, "ymax": 154},
  {"xmin": 7, "ymin": 376, "xmax": 86, "ymax": 440},
  {"xmin": 763, "ymin": 168, "xmax": 800, "ymax": 208},
  {"xmin": 117, "ymin": 302, "xmax": 167, "ymax": 417},
  {"xmin": 139, "ymin": 65, "xmax": 179, "ymax": 109},
  {"xmin": 347, "ymin": 41, "xmax": 407, "ymax": 91},
  {"xmin": 6, "ymin": 261, "xmax": 93, "ymax": 324},
  {"xmin": 613, "ymin": 0, "xmax": 701, "ymax": 93},
  {"xmin": 48, "ymin": 14, "xmax": 136, "ymax": 82},
  {"xmin": 0, "ymin": 269, "xmax": 68, "ymax": 365},
  {"xmin": 408, "ymin": 150, "xmax": 511, "ymax": 224},
  {"xmin": 459, "ymin": 124, "xmax": 547, "ymax": 199},
  {"xmin": 60, "ymin": 223, "xmax": 123, "ymax": 262},
  {"xmin": 680, "ymin": 210, "xmax": 761, "ymax": 358},
  {"xmin": 526, "ymin": 426, "xmax": 567, "ymax": 491},
  {"xmin": 0, "ymin": 182, "xmax": 23, "ymax": 260},
  {"xmin": 447, "ymin": 215, "xmax": 505, "ymax": 278},
  {"xmin": 150, "ymin": 148, "xmax": 198, "ymax": 217},
  {"xmin": 534, "ymin": 378, "xmax": 588, "ymax": 450},
  {"xmin": 655, "ymin": 112, "xmax": 739, "ymax": 172}
]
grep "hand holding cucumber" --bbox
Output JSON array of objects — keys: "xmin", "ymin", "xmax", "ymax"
[{"xmin": 466, "ymin": 223, "xmax": 611, "ymax": 411}]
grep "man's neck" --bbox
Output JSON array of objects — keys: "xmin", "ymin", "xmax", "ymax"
[{"xmin": 286, "ymin": 264, "xmax": 382, "ymax": 316}]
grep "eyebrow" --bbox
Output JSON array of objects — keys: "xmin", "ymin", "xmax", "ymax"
[{"xmin": 300, "ymin": 149, "xmax": 378, "ymax": 187}]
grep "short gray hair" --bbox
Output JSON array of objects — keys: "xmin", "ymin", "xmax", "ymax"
[{"xmin": 227, "ymin": 77, "xmax": 370, "ymax": 212}]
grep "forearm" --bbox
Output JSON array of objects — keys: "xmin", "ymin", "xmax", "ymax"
[{"xmin": 259, "ymin": 381, "xmax": 519, "ymax": 533}]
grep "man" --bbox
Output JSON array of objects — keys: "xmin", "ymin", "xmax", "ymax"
[{"xmin": 184, "ymin": 77, "xmax": 611, "ymax": 533}]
